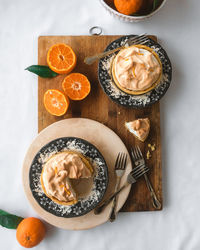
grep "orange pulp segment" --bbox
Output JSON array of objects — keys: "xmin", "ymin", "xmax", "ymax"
[
  {"xmin": 62, "ymin": 73, "xmax": 91, "ymax": 100},
  {"xmin": 43, "ymin": 89, "xmax": 69, "ymax": 116},
  {"xmin": 47, "ymin": 43, "xmax": 77, "ymax": 74}
]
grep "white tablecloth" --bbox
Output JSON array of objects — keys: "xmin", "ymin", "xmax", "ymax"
[{"xmin": 0, "ymin": 0, "xmax": 200, "ymax": 249}]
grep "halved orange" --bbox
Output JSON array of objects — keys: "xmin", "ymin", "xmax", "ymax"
[
  {"xmin": 47, "ymin": 43, "xmax": 77, "ymax": 74},
  {"xmin": 44, "ymin": 89, "xmax": 69, "ymax": 116},
  {"xmin": 62, "ymin": 73, "xmax": 91, "ymax": 100}
]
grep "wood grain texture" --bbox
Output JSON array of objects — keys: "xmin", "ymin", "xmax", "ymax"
[{"xmin": 38, "ymin": 35, "xmax": 162, "ymax": 212}]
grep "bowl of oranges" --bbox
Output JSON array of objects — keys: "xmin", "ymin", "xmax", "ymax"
[{"xmin": 100, "ymin": 0, "xmax": 166, "ymax": 22}]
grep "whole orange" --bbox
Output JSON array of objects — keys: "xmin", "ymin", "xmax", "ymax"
[
  {"xmin": 114, "ymin": 0, "xmax": 143, "ymax": 15},
  {"xmin": 16, "ymin": 217, "xmax": 46, "ymax": 248}
]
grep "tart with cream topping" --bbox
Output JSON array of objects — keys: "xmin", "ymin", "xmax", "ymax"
[
  {"xmin": 125, "ymin": 118, "xmax": 150, "ymax": 142},
  {"xmin": 112, "ymin": 45, "xmax": 162, "ymax": 95},
  {"xmin": 41, "ymin": 151, "xmax": 93, "ymax": 206}
]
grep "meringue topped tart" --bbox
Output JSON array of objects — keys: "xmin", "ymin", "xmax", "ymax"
[
  {"xmin": 112, "ymin": 45, "xmax": 162, "ymax": 95},
  {"xmin": 41, "ymin": 151, "xmax": 93, "ymax": 206},
  {"xmin": 125, "ymin": 118, "xmax": 150, "ymax": 142}
]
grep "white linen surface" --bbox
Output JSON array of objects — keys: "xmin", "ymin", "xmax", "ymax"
[{"xmin": 0, "ymin": 0, "xmax": 200, "ymax": 249}]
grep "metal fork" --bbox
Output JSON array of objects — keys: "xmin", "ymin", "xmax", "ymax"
[
  {"xmin": 84, "ymin": 33, "xmax": 148, "ymax": 65},
  {"xmin": 131, "ymin": 146, "xmax": 161, "ymax": 210},
  {"xmin": 109, "ymin": 153, "xmax": 127, "ymax": 222},
  {"xmin": 94, "ymin": 160, "xmax": 149, "ymax": 215}
]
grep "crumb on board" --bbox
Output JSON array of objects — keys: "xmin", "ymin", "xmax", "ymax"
[
  {"xmin": 118, "ymin": 111, "xmax": 121, "ymax": 115},
  {"xmin": 148, "ymin": 143, "xmax": 156, "ymax": 152},
  {"xmin": 146, "ymin": 150, "xmax": 151, "ymax": 160}
]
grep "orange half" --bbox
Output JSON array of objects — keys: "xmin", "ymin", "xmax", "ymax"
[
  {"xmin": 43, "ymin": 89, "xmax": 69, "ymax": 116},
  {"xmin": 62, "ymin": 73, "xmax": 91, "ymax": 100},
  {"xmin": 47, "ymin": 43, "xmax": 77, "ymax": 74}
]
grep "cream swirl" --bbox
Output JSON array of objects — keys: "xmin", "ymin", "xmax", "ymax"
[
  {"xmin": 41, "ymin": 151, "xmax": 92, "ymax": 203},
  {"xmin": 113, "ymin": 46, "xmax": 161, "ymax": 91}
]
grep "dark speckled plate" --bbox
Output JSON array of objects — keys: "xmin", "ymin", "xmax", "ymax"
[
  {"xmin": 98, "ymin": 35, "xmax": 172, "ymax": 108},
  {"xmin": 29, "ymin": 137, "xmax": 108, "ymax": 218}
]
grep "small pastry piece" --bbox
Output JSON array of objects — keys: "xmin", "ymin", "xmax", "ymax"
[{"xmin": 125, "ymin": 118, "xmax": 150, "ymax": 142}]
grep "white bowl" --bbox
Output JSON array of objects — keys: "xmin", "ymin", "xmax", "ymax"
[{"xmin": 99, "ymin": 0, "xmax": 167, "ymax": 22}]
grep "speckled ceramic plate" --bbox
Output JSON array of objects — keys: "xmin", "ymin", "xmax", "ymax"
[
  {"xmin": 98, "ymin": 35, "xmax": 172, "ymax": 108},
  {"xmin": 29, "ymin": 137, "xmax": 108, "ymax": 218}
]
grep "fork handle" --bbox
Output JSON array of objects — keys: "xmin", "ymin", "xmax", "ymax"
[
  {"xmin": 109, "ymin": 176, "xmax": 121, "ymax": 222},
  {"xmin": 94, "ymin": 182, "xmax": 129, "ymax": 215},
  {"xmin": 144, "ymin": 173, "xmax": 162, "ymax": 210},
  {"xmin": 84, "ymin": 47, "xmax": 122, "ymax": 65}
]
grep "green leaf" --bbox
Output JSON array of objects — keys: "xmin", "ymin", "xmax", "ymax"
[
  {"xmin": 153, "ymin": 0, "xmax": 160, "ymax": 10},
  {"xmin": 25, "ymin": 65, "xmax": 58, "ymax": 78},
  {"xmin": 0, "ymin": 209, "xmax": 24, "ymax": 229},
  {"xmin": 0, "ymin": 209, "xmax": 10, "ymax": 216}
]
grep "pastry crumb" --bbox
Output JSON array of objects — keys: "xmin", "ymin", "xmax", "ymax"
[
  {"xmin": 151, "ymin": 144, "xmax": 156, "ymax": 151},
  {"xmin": 146, "ymin": 150, "xmax": 151, "ymax": 160},
  {"xmin": 148, "ymin": 143, "xmax": 156, "ymax": 151},
  {"xmin": 118, "ymin": 111, "xmax": 121, "ymax": 115}
]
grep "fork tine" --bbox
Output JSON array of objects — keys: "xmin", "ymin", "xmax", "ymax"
[
  {"xmin": 132, "ymin": 164, "xmax": 143, "ymax": 173},
  {"xmin": 115, "ymin": 152, "xmax": 121, "ymax": 169},
  {"xmin": 131, "ymin": 147, "xmax": 138, "ymax": 161},
  {"xmin": 118, "ymin": 152, "xmax": 124, "ymax": 169},
  {"xmin": 135, "ymin": 166, "xmax": 148, "ymax": 175},
  {"xmin": 135, "ymin": 146, "xmax": 141, "ymax": 159},
  {"xmin": 120, "ymin": 153, "xmax": 126, "ymax": 169},
  {"xmin": 124, "ymin": 154, "xmax": 127, "ymax": 169},
  {"xmin": 130, "ymin": 148, "xmax": 135, "ymax": 162},
  {"xmin": 129, "ymin": 35, "xmax": 145, "ymax": 42},
  {"xmin": 134, "ymin": 167, "xmax": 149, "ymax": 179},
  {"xmin": 119, "ymin": 153, "xmax": 123, "ymax": 169},
  {"xmin": 129, "ymin": 33, "xmax": 147, "ymax": 42},
  {"xmin": 118, "ymin": 153, "xmax": 123, "ymax": 169},
  {"xmin": 134, "ymin": 170, "xmax": 149, "ymax": 180},
  {"xmin": 136, "ymin": 146, "xmax": 143, "ymax": 158},
  {"xmin": 129, "ymin": 36, "xmax": 148, "ymax": 45},
  {"xmin": 130, "ymin": 36, "xmax": 148, "ymax": 43},
  {"xmin": 138, "ymin": 39, "xmax": 149, "ymax": 45},
  {"xmin": 120, "ymin": 153, "xmax": 127, "ymax": 170},
  {"xmin": 133, "ymin": 148, "xmax": 137, "ymax": 159},
  {"xmin": 134, "ymin": 147, "xmax": 140, "ymax": 160},
  {"xmin": 131, "ymin": 166, "xmax": 149, "ymax": 178},
  {"xmin": 132, "ymin": 165, "xmax": 145, "ymax": 175},
  {"xmin": 130, "ymin": 147, "xmax": 135, "ymax": 160}
]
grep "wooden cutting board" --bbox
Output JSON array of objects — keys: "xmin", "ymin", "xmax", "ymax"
[{"xmin": 38, "ymin": 35, "xmax": 162, "ymax": 212}]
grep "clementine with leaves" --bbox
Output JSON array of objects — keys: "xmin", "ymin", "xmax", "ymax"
[{"xmin": 16, "ymin": 217, "xmax": 45, "ymax": 248}]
